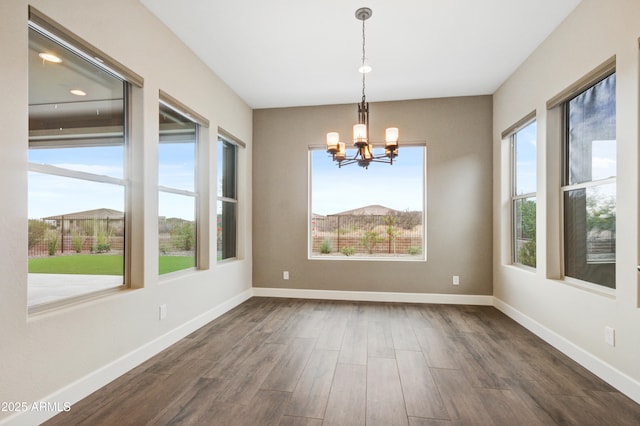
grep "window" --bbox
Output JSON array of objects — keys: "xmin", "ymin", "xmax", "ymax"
[
  {"xmin": 28, "ymin": 22, "xmax": 129, "ymax": 307},
  {"xmin": 563, "ymin": 72, "xmax": 616, "ymax": 288},
  {"xmin": 309, "ymin": 145, "xmax": 425, "ymax": 259},
  {"xmin": 217, "ymin": 136, "xmax": 238, "ymax": 260},
  {"xmin": 511, "ymin": 119, "xmax": 537, "ymax": 268},
  {"xmin": 158, "ymin": 101, "xmax": 198, "ymax": 274}
]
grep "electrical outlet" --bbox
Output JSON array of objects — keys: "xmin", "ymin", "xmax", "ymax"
[
  {"xmin": 604, "ymin": 326, "xmax": 615, "ymax": 346},
  {"xmin": 453, "ymin": 275, "xmax": 460, "ymax": 285},
  {"xmin": 159, "ymin": 304, "xmax": 167, "ymax": 320},
  {"xmin": 283, "ymin": 271, "xmax": 289, "ymax": 280}
]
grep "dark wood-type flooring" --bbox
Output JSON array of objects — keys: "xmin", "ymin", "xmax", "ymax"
[{"xmin": 45, "ymin": 297, "xmax": 640, "ymax": 425}]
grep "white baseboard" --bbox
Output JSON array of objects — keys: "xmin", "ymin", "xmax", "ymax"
[
  {"xmin": 252, "ymin": 287, "xmax": 494, "ymax": 305},
  {"xmin": 2, "ymin": 288, "xmax": 252, "ymax": 426},
  {"xmin": 493, "ymin": 297, "xmax": 640, "ymax": 405}
]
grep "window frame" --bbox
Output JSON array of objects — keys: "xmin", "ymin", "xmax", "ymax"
[
  {"xmin": 307, "ymin": 142, "xmax": 427, "ymax": 261},
  {"xmin": 217, "ymin": 132, "xmax": 243, "ymax": 262},
  {"xmin": 157, "ymin": 96, "xmax": 202, "ymax": 275},
  {"xmin": 27, "ymin": 9, "xmax": 143, "ymax": 312},
  {"xmin": 29, "ymin": 7, "xmax": 143, "ymax": 87},
  {"xmin": 507, "ymin": 114, "xmax": 537, "ymax": 269},
  {"xmin": 560, "ymin": 70, "xmax": 617, "ymax": 289}
]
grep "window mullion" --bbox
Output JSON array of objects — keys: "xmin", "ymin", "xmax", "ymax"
[
  {"xmin": 217, "ymin": 196, "xmax": 238, "ymax": 204},
  {"xmin": 158, "ymin": 186, "xmax": 197, "ymax": 198},
  {"xmin": 28, "ymin": 162, "xmax": 125, "ymax": 186},
  {"xmin": 513, "ymin": 192, "xmax": 537, "ymax": 201},
  {"xmin": 561, "ymin": 176, "xmax": 616, "ymax": 192}
]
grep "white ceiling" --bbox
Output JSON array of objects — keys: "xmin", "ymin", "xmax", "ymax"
[{"xmin": 140, "ymin": 0, "xmax": 582, "ymax": 109}]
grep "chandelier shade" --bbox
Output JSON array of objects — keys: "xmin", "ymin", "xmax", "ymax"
[
  {"xmin": 325, "ymin": 7, "xmax": 399, "ymax": 169},
  {"xmin": 353, "ymin": 124, "xmax": 367, "ymax": 145}
]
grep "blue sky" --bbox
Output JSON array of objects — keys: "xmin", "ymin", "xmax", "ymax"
[
  {"xmin": 311, "ymin": 145, "xmax": 425, "ymax": 216},
  {"xmin": 30, "ymin": 144, "xmax": 426, "ymax": 219},
  {"xmin": 28, "ymin": 129, "xmax": 615, "ymax": 221},
  {"xmin": 513, "ymin": 120, "xmax": 616, "ymax": 197},
  {"xmin": 158, "ymin": 142, "xmax": 196, "ymax": 220},
  {"xmin": 514, "ymin": 121, "xmax": 537, "ymax": 195},
  {"xmin": 28, "ymin": 142, "xmax": 196, "ymax": 220},
  {"xmin": 29, "ymin": 146, "xmax": 124, "ymax": 219},
  {"xmin": 158, "ymin": 143, "xmax": 195, "ymax": 191}
]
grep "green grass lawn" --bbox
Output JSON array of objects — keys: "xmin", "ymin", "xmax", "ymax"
[
  {"xmin": 29, "ymin": 254, "xmax": 195, "ymax": 275},
  {"xmin": 158, "ymin": 256, "xmax": 195, "ymax": 275}
]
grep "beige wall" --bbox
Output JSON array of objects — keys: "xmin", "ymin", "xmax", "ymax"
[
  {"xmin": 493, "ymin": 0, "xmax": 640, "ymax": 400},
  {"xmin": 0, "ymin": 0, "xmax": 252, "ymax": 423},
  {"xmin": 253, "ymin": 96, "xmax": 493, "ymax": 295}
]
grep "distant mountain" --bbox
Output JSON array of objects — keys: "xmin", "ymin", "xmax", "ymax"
[
  {"xmin": 329, "ymin": 204, "xmax": 400, "ymax": 216},
  {"xmin": 43, "ymin": 208, "xmax": 124, "ymax": 220}
]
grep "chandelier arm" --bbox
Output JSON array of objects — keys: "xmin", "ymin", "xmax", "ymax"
[{"xmin": 338, "ymin": 159, "xmax": 360, "ymax": 167}]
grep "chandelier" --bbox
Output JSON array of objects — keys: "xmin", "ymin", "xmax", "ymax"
[{"xmin": 325, "ymin": 7, "xmax": 399, "ymax": 169}]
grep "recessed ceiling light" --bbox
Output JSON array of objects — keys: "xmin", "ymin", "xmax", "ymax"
[
  {"xmin": 39, "ymin": 52, "xmax": 62, "ymax": 63},
  {"xmin": 70, "ymin": 89, "xmax": 87, "ymax": 96}
]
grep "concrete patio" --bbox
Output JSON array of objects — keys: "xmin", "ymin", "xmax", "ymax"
[{"xmin": 28, "ymin": 274, "xmax": 123, "ymax": 306}]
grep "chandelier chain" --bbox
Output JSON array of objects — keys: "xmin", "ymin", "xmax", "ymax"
[{"xmin": 361, "ymin": 15, "xmax": 366, "ymax": 102}]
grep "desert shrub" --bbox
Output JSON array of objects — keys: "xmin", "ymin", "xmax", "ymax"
[
  {"xmin": 171, "ymin": 222, "xmax": 195, "ymax": 251},
  {"xmin": 45, "ymin": 229, "xmax": 59, "ymax": 256},
  {"xmin": 71, "ymin": 230, "xmax": 86, "ymax": 253},
  {"xmin": 28, "ymin": 219, "xmax": 50, "ymax": 250},
  {"xmin": 408, "ymin": 246, "xmax": 421, "ymax": 255},
  {"xmin": 92, "ymin": 230, "xmax": 111, "ymax": 253},
  {"xmin": 398, "ymin": 210, "xmax": 422, "ymax": 230},
  {"xmin": 340, "ymin": 246, "xmax": 355, "ymax": 256},
  {"xmin": 320, "ymin": 238, "xmax": 332, "ymax": 254},
  {"xmin": 360, "ymin": 230, "xmax": 383, "ymax": 254}
]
